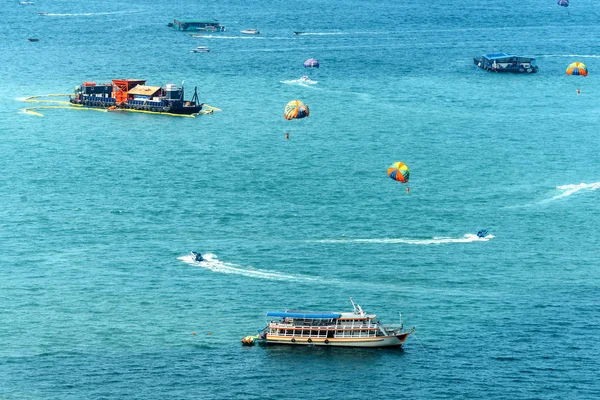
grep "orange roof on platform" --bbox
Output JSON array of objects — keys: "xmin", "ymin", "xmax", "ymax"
[
  {"xmin": 127, "ymin": 85, "xmax": 162, "ymax": 96},
  {"xmin": 111, "ymin": 79, "xmax": 147, "ymax": 91}
]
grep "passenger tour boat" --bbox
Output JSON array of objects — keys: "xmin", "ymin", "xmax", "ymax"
[
  {"xmin": 244, "ymin": 298, "xmax": 413, "ymax": 348},
  {"xmin": 473, "ymin": 53, "xmax": 539, "ymax": 73}
]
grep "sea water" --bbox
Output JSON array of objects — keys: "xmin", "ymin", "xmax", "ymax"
[{"xmin": 1, "ymin": 0, "xmax": 599, "ymax": 398}]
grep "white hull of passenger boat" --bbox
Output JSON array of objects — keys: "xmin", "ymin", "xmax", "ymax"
[{"xmin": 265, "ymin": 333, "xmax": 410, "ymax": 347}]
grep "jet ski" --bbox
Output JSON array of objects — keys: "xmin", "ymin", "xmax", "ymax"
[
  {"xmin": 477, "ymin": 229, "xmax": 488, "ymax": 238},
  {"xmin": 191, "ymin": 251, "xmax": 204, "ymax": 262}
]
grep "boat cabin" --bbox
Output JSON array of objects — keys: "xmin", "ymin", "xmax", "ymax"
[
  {"xmin": 266, "ymin": 311, "xmax": 383, "ymax": 339},
  {"xmin": 474, "ymin": 53, "xmax": 538, "ymax": 73},
  {"xmin": 170, "ymin": 18, "xmax": 225, "ymax": 32}
]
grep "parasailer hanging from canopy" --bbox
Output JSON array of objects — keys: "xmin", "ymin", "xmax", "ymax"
[
  {"xmin": 557, "ymin": 0, "xmax": 569, "ymax": 7},
  {"xmin": 387, "ymin": 162, "xmax": 410, "ymax": 184},
  {"xmin": 284, "ymin": 100, "xmax": 310, "ymax": 120},
  {"xmin": 303, "ymin": 58, "xmax": 320, "ymax": 68},
  {"xmin": 566, "ymin": 62, "xmax": 588, "ymax": 76}
]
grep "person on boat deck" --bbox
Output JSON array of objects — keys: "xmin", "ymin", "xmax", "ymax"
[{"xmin": 194, "ymin": 252, "xmax": 204, "ymax": 262}]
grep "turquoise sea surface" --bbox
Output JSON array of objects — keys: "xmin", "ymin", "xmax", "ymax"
[{"xmin": 2, "ymin": 0, "xmax": 600, "ymax": 398}]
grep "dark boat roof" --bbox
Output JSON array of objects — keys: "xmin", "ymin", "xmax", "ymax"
[
  {"xmin": 482, "ymin": 53, "xmax": 536, "ymax": 62},
  {"xmin": 173, "ymin": 18, "xmax": 220, "ymax": 24}
]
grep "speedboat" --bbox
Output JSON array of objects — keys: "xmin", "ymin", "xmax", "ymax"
[
  {"xmin": 191, "ymin": 251, "xmax": 204, "ymax": 262},
  {"xmin": 293, "ymin": 31, "xmax": 304, "ymax": 35},
  {"xmin": 477, "ymin": 229, "xmax": 488, "ymax": 238},
  {"xmin": 37, "ymin": 12, "xmax": 48, "ymax": 15},
  {"xmin": 241, "ymin": 29, "xmax": 260, "ymax": 35},
  {"xmin": 191, "ymin": 46, "xmax": 210, "ymax": 53}
]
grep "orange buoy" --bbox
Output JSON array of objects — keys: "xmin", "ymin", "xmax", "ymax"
[
  {"xmin": 192, "ymin": 332, "xmax": 196, "ymax": 335},
  {"xmin": 241, "ymin": 335, "xmax": 256, "ymax": 345},
  {"xmin": 207, "ymin": 332, "xmax": 212, "ymax": 335}
]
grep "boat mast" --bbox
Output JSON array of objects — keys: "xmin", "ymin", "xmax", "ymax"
[
  {"xmin": 350, "ymin": 298, "xmax": 365, "ymax": 316},
  {"xmin": 191, "ymin": 86, "xmax": 199, "ymax": 104},
  {"xmin": 350, "ymin": 297, "xmax": 358, "ymax": 314}
]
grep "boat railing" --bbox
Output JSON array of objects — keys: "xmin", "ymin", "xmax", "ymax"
[
  {"xmin": 382, "ymin": 324, "xmax": 404, "ymax": 333},
  {"xmin": 269, "ymin": 321, "xmax": 380, "ymax": 330}
]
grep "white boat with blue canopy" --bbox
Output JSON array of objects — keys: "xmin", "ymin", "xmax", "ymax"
[{"xmin": 252, "ymin": 299, "xmax": 413, "ymax": 348}]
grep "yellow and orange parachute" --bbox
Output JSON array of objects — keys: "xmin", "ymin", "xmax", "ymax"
[
  {"xmin": 284, "ymin": 100, "xmax": 309, "ymax": 120},
  {"xmin": 387, "ymin": 162, "xmax": 410, "ymax": 183},
  {"xmin": 566, "ymin": 62, "xmax": 588, "ymax": 76}
]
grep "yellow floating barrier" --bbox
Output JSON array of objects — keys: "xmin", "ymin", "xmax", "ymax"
[
  {"xmin": 19, "ymin": 94, "xmax": 220, "ymax": 118},
  {"xmin": 21, "ymin": 105, "xmax": 106, "ymax": 117}
]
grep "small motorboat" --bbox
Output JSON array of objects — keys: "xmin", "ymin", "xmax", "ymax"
[
  {"xmin": 241, "ymin": 29, "xmax": 260, "ymax": 35},
  {"xmin": 37, "ymin": 12, "xmax": 48, "ymax": 15},
  {"xmin": 191, "ymin": 46, "xmax": 210, "ymax": 53},
  {"xmin": 191, "ymin": 251, "xmax": 204, "ymax": 262},
  {"xmin": 293, "ymin": 31, "xmax": 304, "ymax": 35},
  {"xmin": 28, "ymin": 38, "xmax": 40, "ymax": 42},
  {"xmin": 20, "ymin": 1, "xmax": 34, "ymax": 4},
  {"xmin": 477, "ymin": 229, "xmax": 489, "ymax": 238}
]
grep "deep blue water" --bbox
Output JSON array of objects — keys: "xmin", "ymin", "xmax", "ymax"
[{"xmin": 2, "ymin": 0, "xmax": 600, "ymax": 398}]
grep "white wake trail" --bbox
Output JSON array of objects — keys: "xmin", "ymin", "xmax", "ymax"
[
  {"xmin": 550, "ymin": 182, "xmax": 600, "ymax": 201},
  {"xmin": 313, "ymin": 233, "xmax": 494, "ymax": 245},
  {"xmin": 179, "ymin": 253, "xmax": 318, "ymax": 282}
]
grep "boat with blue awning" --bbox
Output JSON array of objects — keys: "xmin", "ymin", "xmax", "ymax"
[
  {"xmin": 168, "ymin": 18, "xmax": 226, "ymax": 32},
  {"xmin": 247, "ymin": 298, "xmax": 413, "ymax": 348},
  {"xmin": 474, "ymin": 53, "xmax": 539, "ymax": 73}
]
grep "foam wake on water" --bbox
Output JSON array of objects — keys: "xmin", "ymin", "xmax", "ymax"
[
  {"xmin": 540, "ymin": 54, "xmax": 600, "ymax": 58},
  {"xmin": 294, "ymin": 31, "xmax": 385, "ymax": 36},
  {"xmin": 43, "ymin": 10, "xmax": 140, "ymax": 17},
  {"xmin": 549, "ymin": 182, "xmax": 600, "ymax": 201},
  {"xmin": 280, "ymin": 78, "xmax": 318, "ymax": 86},
  {"xmin": 507, "ymin": 182, "xmax": 600, "ymax": 208},
  {"xmin": 313, "ymin": 233, "xmax": 494, "ymax": 245},
  {"xmin": 191, "ymin": 35, "xmax": 290, "ymax": 40},
  {"xmin": 178, "ymin": 253, "xmax": 318, "ymax": 282}
]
